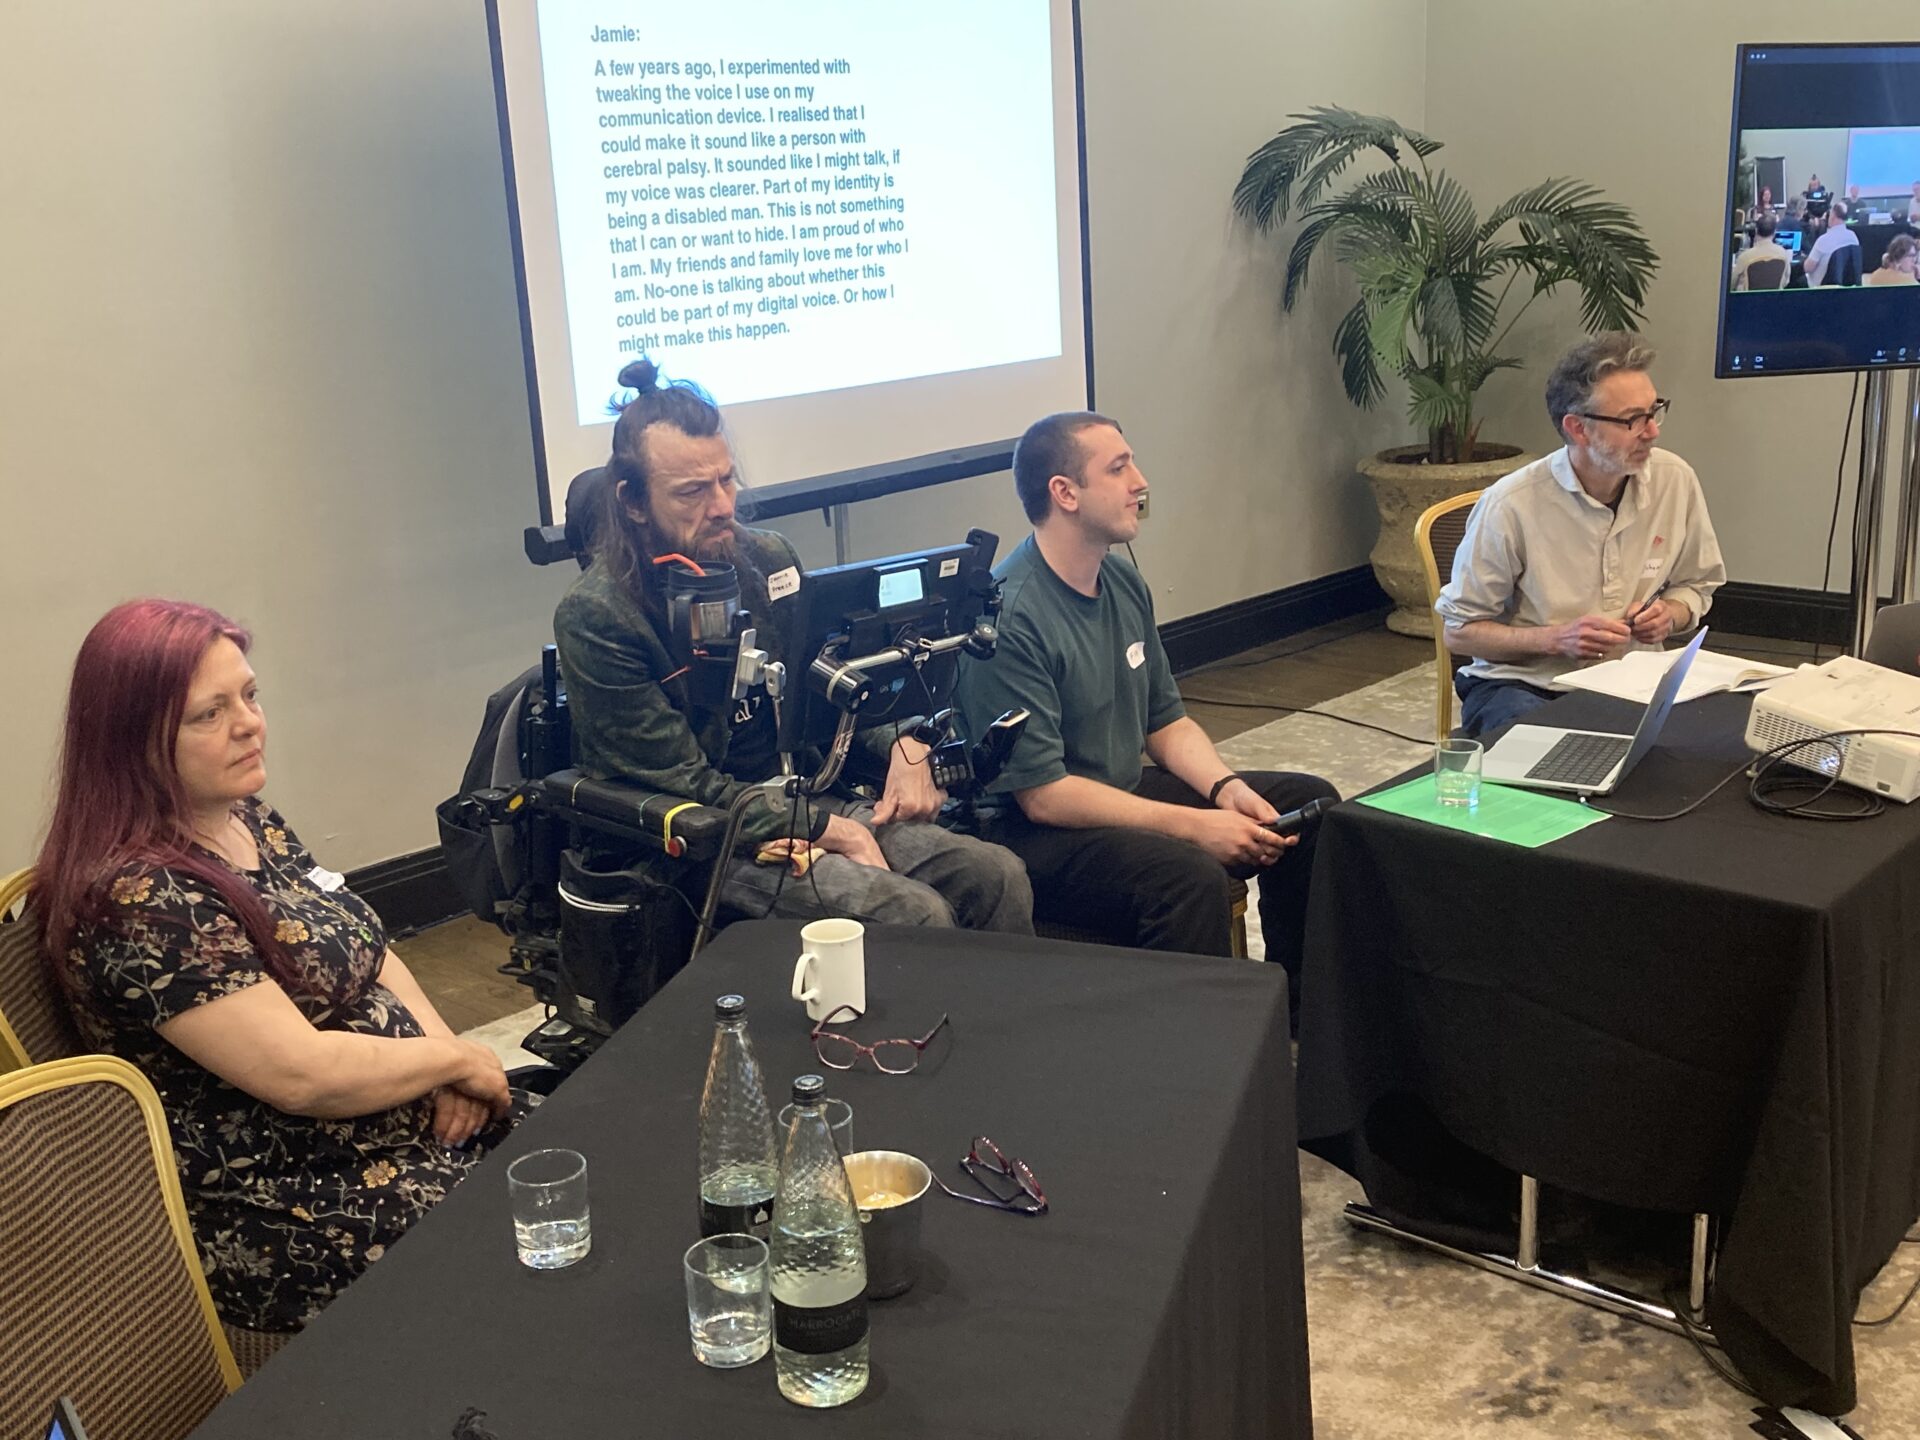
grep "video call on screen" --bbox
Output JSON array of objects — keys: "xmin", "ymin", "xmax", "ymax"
[{"xmin": 1719, "ymin": 45, "xmax": 1920, "ymax": 378}]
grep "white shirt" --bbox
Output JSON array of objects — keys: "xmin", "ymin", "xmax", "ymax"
[
  {"xmin": 1434, "ymin": 447, "xmax": 1727, "ymax": 689},
  {"xmin": 1804, "ymin": 225, "xmax": 1861, "ymax": 286}
]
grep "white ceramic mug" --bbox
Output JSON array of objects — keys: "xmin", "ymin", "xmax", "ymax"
[{"xmin": 792, "ymin": 918, "xmax": 866, "ymax": 1022}]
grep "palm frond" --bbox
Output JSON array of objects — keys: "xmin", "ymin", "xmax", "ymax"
[
  {"xmin": 1233, "ymin": 106, "xmax": 1444, "ymax": 230},
  {"xmin": 1332, "ymin": 299, "xmax": 1387, "ymax": 409}
]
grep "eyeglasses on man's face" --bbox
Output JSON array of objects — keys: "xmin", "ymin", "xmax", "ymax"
[{"xmin": 1579, "ymin": 397, "xmax": 1671, "ymax": 436}]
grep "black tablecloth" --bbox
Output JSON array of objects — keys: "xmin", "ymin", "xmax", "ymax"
[
  {"xmin": 1297, "ymin": 691, "xmax": 1920, "ymax": 1414},
  {"xmin": 190, "ymin": 922, "xmax": 1311, "ymax": 1439}
]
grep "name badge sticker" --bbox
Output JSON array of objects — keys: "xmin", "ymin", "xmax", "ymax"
[
  {"xmin": 1641, "ymin": 558, "xmax": 1664, "ymax": 578},
  {"xmin": 308, "ymin": 866, "xmax": 346, "ymax": 893},
  {"xmin": 767, "ymin": 566, "xmax": 801, "ymax": 601},
  {"xmin": 1126, "ymin": 641, "xmax": 1146, "ymax": 669}
]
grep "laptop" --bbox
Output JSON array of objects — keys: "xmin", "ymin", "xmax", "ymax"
[
  {"xmin": 47, "ymin": 1399, "xmax": 89, "ymax": 1440},
  {"xmin": 1482, "ymin": 630, "xmax": 1707, "ymax": 796}
]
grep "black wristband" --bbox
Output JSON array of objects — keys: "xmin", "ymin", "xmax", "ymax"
[{"xmin": 1206, "ymin": 774, "xmax": 1242, "ymax": 805}]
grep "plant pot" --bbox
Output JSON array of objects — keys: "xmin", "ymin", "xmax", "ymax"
[{"xmin": 1359, "ymin": 445, "xmax": 1538, "ymax": 638}]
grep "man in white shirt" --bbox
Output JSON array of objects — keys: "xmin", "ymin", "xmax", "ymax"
[
  {"xmin": 1435, "ymin": 334, "xmax": 1726, "ymax": 738},
  {"xmin": 1804, "ymin": 201, "xmax": 1862, "ymax": 286},
  {"xmin": 1731, "ymin": 213, "xmax": 1793, "ymax": 290}
]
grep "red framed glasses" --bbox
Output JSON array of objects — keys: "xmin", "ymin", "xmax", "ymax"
[
  {"xmin": 932, "ymin": 1135, "xmax": 1048, "ymax": 1215},
  {"xmin": 810, "ymin": 1004, "xmax": 950, "ymax": 1074}
]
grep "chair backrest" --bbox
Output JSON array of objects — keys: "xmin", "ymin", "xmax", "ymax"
[
  {"xmin": 0, "ymin": 873, "xmax": 85, "ymax": 1073},
  {"xmin": 1864, "ymin": 601, "xmax": 1920, "ymax": 675},
  {"xmin": 0, "ymin": 1055, "xmax": 241, "ymax": 1440},
  {"xmin": 1825, "ymin": 241, "xmax": 1863, "ymax": 286},
  {"xmin": 1747, "ymin": 256, "xmax": 1788, "ymax": 290},
  {"xmin": 1415, "ymin": 490, "xmax": 1484, "ymax": 741}
]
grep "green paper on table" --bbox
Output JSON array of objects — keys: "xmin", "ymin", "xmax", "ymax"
[{"xmin": 1355, "ymin": 775, "xmax": 1610, "ymax": 847}]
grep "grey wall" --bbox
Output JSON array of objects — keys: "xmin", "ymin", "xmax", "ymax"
[
  {"xmin": 1424, "ymin": 0, "xmax": 1902, "ymax": 598},
  {"xmin": 1, "ymin": 2, "xmax": 1427, "ymax": 872}
]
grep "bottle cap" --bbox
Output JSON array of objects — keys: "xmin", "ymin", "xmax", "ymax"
[
  {"xmin": 714, "ymin": 994, "xmax": 746, "ymax": 1019},
  {"xmin": 791, "ymin": 1074, "xmax": 826, "ymax": 1104}
]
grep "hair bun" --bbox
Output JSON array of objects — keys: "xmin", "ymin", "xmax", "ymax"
[{"xmin": 617, "ymin": 358, "xmax": 661, "ymax": 392}]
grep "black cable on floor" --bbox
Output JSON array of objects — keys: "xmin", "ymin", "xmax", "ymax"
[
  {"xmin": 1177, "ymin": 692, "xmax": 1431, "ymax": 746},
  {"xmin": 1854, "ymin": 1261, "xmax": 1920, "ymax": 1328},
  {"xmin": 1662, "ymin": 1286, "xmax": 1759, "ymax": 1399}
]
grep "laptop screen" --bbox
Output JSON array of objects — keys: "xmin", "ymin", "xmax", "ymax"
[{"xmin": 48, "ymin": 1398, "xmax": 89, "ymax": 1440}]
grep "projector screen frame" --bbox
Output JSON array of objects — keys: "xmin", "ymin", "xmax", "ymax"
[{"xmin": 484, "ymin": 0, "xmax": 1097, "ymax": 532}]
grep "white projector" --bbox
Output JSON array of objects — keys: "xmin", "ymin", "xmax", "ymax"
[{"xmin": 1745, "ymin": 656, "xmax": 1920, "ymax": 802}]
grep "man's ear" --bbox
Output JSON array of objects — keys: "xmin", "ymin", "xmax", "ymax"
[
  {"xmin": 616, "ymin": 478, "xmax": 649, "ymax": 525},
  {"xmin": 1047, "ymin": 472, "xmax": 1080, "ymax": 515}
]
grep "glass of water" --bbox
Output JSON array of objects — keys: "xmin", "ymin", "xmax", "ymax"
[
  {"xmin": 778, "ymin": 1098, "xmax": 853, "ymax": 1157},
  {"xmin": 1434, "ymin": 738, "xmax": 1484, "ymax": 808},
  {"xmin": 684, "ymin": 1234, "xmax": 772, "ymax": 1367},
  {"xmin": 508, "ymin": 1148, "xmax": 591, "ymax": 1269}
]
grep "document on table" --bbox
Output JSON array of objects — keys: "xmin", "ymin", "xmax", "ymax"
[
  {"xmin": 1549, "ymin": 648, "xmax": 1794, "ymax": 704},
  {"xmin": 1356, "ymin": 776, "xmax": 1610, "ymax": 847}
]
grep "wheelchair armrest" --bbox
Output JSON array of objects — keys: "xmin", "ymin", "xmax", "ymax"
[{"xmin": 539, "ymin": 769, "xmax": 730, "ymax": 862}]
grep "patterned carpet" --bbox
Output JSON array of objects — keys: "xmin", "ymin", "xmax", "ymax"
[{"xmin": 1217, "ymin": 664, "xmax": 1919, "ymax": 1439}]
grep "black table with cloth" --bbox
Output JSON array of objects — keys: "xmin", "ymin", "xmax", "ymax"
[
  {"xmin": 189, "ymin": 921, "xmax": 1312, "ymax": 1439},
  {"xmin": 1297, "ymin": 689, "xmax": 1920, "ymax": 1414}
]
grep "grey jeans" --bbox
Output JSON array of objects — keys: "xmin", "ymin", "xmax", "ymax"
[{"xmin": 717, "ymin": 802, "xmax": 1033, "ymax": 933}]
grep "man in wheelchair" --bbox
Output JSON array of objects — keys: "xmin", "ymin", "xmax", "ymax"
[{"xmin": 515, "ymin": 360, "xmax": 1031, "ymax": 1035}]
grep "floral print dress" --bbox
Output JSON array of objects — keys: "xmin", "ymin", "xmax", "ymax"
[{"xmin": 64, "ymin": 797, "xmax": 503, "ymax": 1333}]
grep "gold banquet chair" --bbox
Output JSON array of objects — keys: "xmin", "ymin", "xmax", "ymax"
[
  {"xmin": 0, "ymin": 868, "xmax": 85, "ymax": 1074},
  {"xmin": 1414, "ymin": 490, "xmax": 1483, "ymax": 742},
  {"xmin": 0, "ymin": 868, "xmax": 290, "ymax": 1378},
  {"xmin": 0, "ymin": 1055, "xmax": 242, "ymax": 1440}
]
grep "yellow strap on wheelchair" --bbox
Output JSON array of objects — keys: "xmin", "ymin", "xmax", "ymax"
[{"xmin": 660, "ymin": 801, "xmax": 699, "ymax": 858}]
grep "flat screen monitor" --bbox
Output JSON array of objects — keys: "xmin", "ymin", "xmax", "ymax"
[
  {"xmin": 1718, "ymin": 43, "xmax": 1920, "ymax": 377},
  {"xmin": 776, "ymin": 532, "xmax": 998, "ymax": 754}
]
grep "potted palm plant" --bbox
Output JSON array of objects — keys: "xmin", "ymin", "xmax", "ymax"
[{"xmin": 1233, "ymin": 107, "xmax": 1659, "ymax": 635}]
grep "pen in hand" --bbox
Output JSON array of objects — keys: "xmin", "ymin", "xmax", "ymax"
[{"xmin": 1626, "ymin": 577, "xmax": 1674, "ymax": 627}]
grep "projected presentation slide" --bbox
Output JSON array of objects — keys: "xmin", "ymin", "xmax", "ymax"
[
  {"xmin": 1719, "ymin": 46, "xmax": 1920, "ymax": 377},
  {"xmin": 535, "ymin": 2, "xmax": 1061, "ymax": 422}
]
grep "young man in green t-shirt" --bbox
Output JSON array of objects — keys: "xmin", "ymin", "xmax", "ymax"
[{"xmin": 956, "ymin": 412, "xmax": 1336, "ymax": 993}]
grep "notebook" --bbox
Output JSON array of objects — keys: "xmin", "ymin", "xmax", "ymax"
[
  {"xmin": 1482, "ymin": 631, "xmax": 1707, "ymax": 796},
  {"xmin": 1549, "ymin": 647, "xmax": 1792, "ymax": 705}
]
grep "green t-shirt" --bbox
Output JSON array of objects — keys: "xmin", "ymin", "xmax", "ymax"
[{"xmin": 956, "ymin": 535, "xmax": 1185, "ymax": 796}]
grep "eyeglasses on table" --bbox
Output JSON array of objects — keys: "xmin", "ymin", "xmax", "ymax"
[
  {"xmin": 932, "ymin": 1135, "xmax": 1048, "ymax": 1216},
  {"xmin": 810, "ymin": 1004, "xmax": 950, "ymax": 1075}
]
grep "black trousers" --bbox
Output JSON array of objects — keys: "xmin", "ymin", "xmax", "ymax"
[{"xmin": 988, "ymin": 767, "xmax": 1339, "ymax": 978}]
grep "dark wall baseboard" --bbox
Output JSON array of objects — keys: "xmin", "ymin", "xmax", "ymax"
[
  {"xmin": 344, "ymin": 848, "xmax": 468, "ymax": 940},
  {"xmin": 1161, "ymin": 564, "xmax": 1391, "ymax": 675},
  {"xmin": 1709, "ymin": 581, "xmax": 1855, "ymax": 647}
]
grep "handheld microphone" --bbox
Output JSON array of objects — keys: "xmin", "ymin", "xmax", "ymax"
[{"xmin": 1263, "ymin": 796, "xmax": 1333, "ymax": 835}]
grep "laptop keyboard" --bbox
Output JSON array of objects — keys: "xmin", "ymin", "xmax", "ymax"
[{"xmin": 1524, "ymin": 732, "xmax": 1632, "ymax": 787}]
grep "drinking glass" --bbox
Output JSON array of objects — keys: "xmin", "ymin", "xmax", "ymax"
[
  {"xmin": 684, "ymin": 1234, "xmax": 772, "ymax": 1367},
  {"xmin": 1434, "ymin": 738, "xmax": 1484, "ymax": 808},
  {"xmin": 508, "ymin": 1148, "xmax": 591, "ymax": 1269},
  {"xmin": 778, "ymin": 1098, "xmax": 853, "ymax": 1157}
]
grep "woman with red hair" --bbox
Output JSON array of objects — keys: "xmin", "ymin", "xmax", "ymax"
[{"xmin": 36, "ymin": 599, "xmax": 514, "ymax": 1334}]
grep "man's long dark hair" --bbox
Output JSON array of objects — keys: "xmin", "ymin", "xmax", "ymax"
[{"xmin": 595, "ymin": 358, "xmax": 729, "ymax": 614}]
